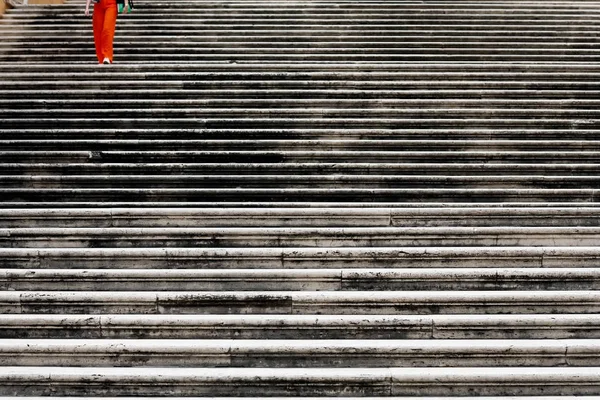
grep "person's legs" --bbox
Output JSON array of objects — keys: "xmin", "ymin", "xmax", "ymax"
[
  {"xmin": 101, "ymin": 0, "xmax": 117, "ymax": 63},
  {"xmin": 92, "ymin": 2, "xmax": 105, "ymax": 63},
  {"xmin": 92, "ymin": 0, "xmax": 117, "ymax": 64}
]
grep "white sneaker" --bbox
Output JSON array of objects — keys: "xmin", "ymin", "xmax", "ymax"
[{"xmin": 102, "ymin": 57, "xmax": 111, "ymax": 64}]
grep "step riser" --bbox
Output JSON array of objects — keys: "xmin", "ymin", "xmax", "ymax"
[
  {"xmin": 1, "ymin": 214, "xmax": 598, "ymax": 227},
  {"xmin": 0, "ymin": 177, "xmax": 598, "ymax": 190},
  {"xmin": 3, "ymin": 234, "xmax": 600, "ymax": 247},
  {"xmin": 2, "ymin": 119, "xmax": 597, "ymax": 130},
  {"xmin": 2, "ymin": 128, "xmax": 598, "ymax": 140},
  {"xmin": 4, "ymin": 368, "xmax": 600, "ymax": 396},
  {"xmin": 0, "ymin": 354, "xmax": 592, "ymax": 368},
  {"xmin": 2, "ymin": 315, "xmax": 598, "ymax": 339},
  {"xmin": 2, "ymin": 293, "xmax": 599, "ymax": 315},
  {"xmin": 4, "ymin": 277, "xmax": 599, "ymax": 291},
  {"xmin": 0, "ymin": 190, "xmax": 597, "ymax": 203},
  {"xmin": 2, "ymin": 247, "xmax": 597, "ymax": 269}
]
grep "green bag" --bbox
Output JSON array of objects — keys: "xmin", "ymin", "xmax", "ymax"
[{"xmin": 116, "ymin": 0, "xmax": 133, "ymax": 13}]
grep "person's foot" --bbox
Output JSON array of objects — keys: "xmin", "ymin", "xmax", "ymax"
[{"xmin": 102, "ymin": 57, "xmax": 111, "ymax": 64}]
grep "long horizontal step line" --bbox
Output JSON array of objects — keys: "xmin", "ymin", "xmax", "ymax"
[
  {"xmin": 5, "ymin": 42, "xmax": 600, "ymax": 49},
  {"xmin": 2, "ymin": 338, "xmax": 598, "ymax": 351},
  {"xmin": 11, "ymin": 22, "xmax": 600, "ymax": 27},
  {"xmin": 0, "ymin": 189, "xmax": 595, "ymax": 203},
  {"xmin": 0, "ymin": 339, "xmax": 597, "ymax": 366},
  {"xmin": 2, "ymin": 202, "xmax": 597, "ymax": 209},
  {"xmin": 2, "ymin": 367, "xmax": 600, "ymax": 394},
  {"xmin": 1, "ymin": 291, "xmax": 600, "ymax": 316},
  {"xmin": 4, "ymin": 162, "xmax": 600, "ymax": 168},
  {"xmin": 4, "ymin": 139, "xmax": 599, "ymax": 145},
  {"xmin": 0, "ymin": 313, "xmax": 599, "ymax": 340},
  {"xmin": 3, "ymin": 290, "xmax": 600, "ymax": 302},
  {"xmin": 7, "ymin": 72, "xmax": 600, "ymax": 78},
  {"xmin": 8, "ymin": 48, "xmax": 600, "ymax": 53},
  {"xmin": 3, "ymin": 61, "xmax": 600, "ymax": 70},
  {"xmin": 5, "ymin": 108, "xmax": 600, "ymax": 116},
  {"xmin": 12, "ymin": 11, "xmax": 600, "ymax": 16},
  {"xmin": 7, "ymin": 33, "xmax": 600, "ymax": 38},
  {"xmin": 7, "ymin": 30, "xmax": 600, "ymax": 36},
  {"xmin": 5, "ymin": 174, "xmax": 600, "ymax": 181},
  {"xmin": 4, "ymin": 206, "xmax": 600, "ymax": 217},
  {"xmin": 5, "ymin": 268, "xmax": 598, "ymax": 292}
]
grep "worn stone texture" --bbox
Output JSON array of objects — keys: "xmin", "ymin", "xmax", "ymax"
[{"xmin": 2, "ymin": 0, "xmax": 600, "ymax": 396}]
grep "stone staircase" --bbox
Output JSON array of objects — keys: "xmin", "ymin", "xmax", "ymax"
[{"xmin": 2, "ymin": 0, "xmax": 600, "ymax": 396}]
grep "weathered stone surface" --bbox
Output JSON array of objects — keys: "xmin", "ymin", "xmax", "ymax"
[{"xmin": 3, "ymin": 0, "xmax": 600, "ymax": 395}]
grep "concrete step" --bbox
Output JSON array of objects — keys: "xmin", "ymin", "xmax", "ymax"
[
  {"xmin": 1, "ymin": 246, "xmax": 599, "ymax": 269},
  {"xmin": 0, "ymin": 339, "xmax": 598, "ymax": 367},
  {"xmin": 4, "ymin": 62, "xmax": 600, "ymax": 73},
  {"xmin": 6, "ymin": 90, "xmax": 600, "ymax": 101},
  {"xmin": 7, "ymin": 27, "xmax": 600, "ymax": 36},
  {"xmin": 7, "ymin": 35, "xmax": 600, "ymax": 44},
  {"xmin": 1, "ymin": 187, "xmax": 598, "ymax": 202},
  {"xmin": 14, "ymin": 108, "xmax": 600, "ymax": 119},
  {"xmin": 2, "ymin": 175, "xmax": 600, "ymax": 190},
  {"xmin": 2, "ymin": 313, "xmax": 600, "ymax": 339},
  {"xmin": 2, "ymin": 118, "xmax": 598, "ymax": 130},
  {"xmin": 2, "ymin": 128, "xmax": 600, "ymax": 141},
  {"xmin": 9, "ymin": 98, "xmax": 600, "ymax": 109},
  {"xmin": 1, "ymin": 290, "xmax": 599, "ymax": 314},
  {"xmin": 2, "ymin": 268, "xmax": 599, "ymax": 291},
  {"xmin": 6, "ymin": 78, "xmax": 600, "ymax": 90},
  {"xmin": 4, "ymin": 163, "xmax": 600, "ymax": 177},
  {"xmin": 7, "ymin": 150, "xmax": 600, "ymax": 164},
  {"xmin": 12, "ymin": 70, "xmax": 600, "ymax": 81},
  {"xmin": 3, "ymin": 398, "xmax": 598, "ymax": 400},
  {"xmin": 10, "ymin": 8, "xmax": 600, "ymax": 16},
  {"xmin": 3, "ymin": 201, "xmax": 597, "ymax": 209},
  {"xmin": 2, "ymin": 207, "xmax": 600, "ymax": 228},
  {"xmin": 5, "ymin": 139, "xmax": 600, "ymax": 152},
  {"xmin": 6, "ymin": 54, "xmax": 600, "ymax": 63},
  {"xmin": 5, "ymin": 77, "xmax": 600, "ymax": 90},
  {"xmin": 4, "ymin": 226, "xmax": 600, "ymax": 247},
  {"xmin": 6, "ymin": 41, "xmax": 600, "ymax": 51},
  {"xmin": 2, "ymin": 366, "xmax": 600, "ymax": 396}
]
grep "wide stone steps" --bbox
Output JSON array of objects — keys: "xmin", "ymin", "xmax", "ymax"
[
  {"xmin": 4, "ymin": 0, "xmax": 600, "ymax": 396},
  {"xmin": 4, "ymin": 2, "xmax": 600, "ymax": 62}
]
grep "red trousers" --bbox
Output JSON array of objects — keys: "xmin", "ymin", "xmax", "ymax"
[{"xmin": 93, "ymin": 0, "xmax": 117, "ymax": 63}]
